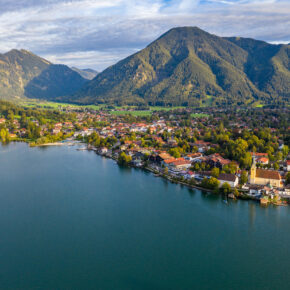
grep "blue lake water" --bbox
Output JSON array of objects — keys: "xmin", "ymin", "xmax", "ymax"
[{"xmin": 0, "ymin": 142, "xmax": 289, "ymax": 289}]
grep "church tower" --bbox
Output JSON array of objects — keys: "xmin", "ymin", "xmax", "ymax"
[{"xmin": 250, "ymin": 155, "xmax": 256, "ymax": 184}]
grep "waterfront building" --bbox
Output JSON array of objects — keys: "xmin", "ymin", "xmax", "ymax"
[
  {"xmin": 218, "ymin": 173, "xmax": 239, "ymax": 188},
  {"xmin": 249, "ymin": 159, "xmax": 282, "ymax": 187}
]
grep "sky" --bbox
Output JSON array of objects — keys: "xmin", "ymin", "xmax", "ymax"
[{"xmin": 0, "ymin": 0, "xmax": 289, "ymax": 71}]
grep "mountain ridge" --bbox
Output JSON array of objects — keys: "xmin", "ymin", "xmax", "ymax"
[
  {"xmin": 68, "ymin": 26, "xmax": 289, "ymax": 106},
  {"xmin": 71, "ymin": 67, "xmax": 98, "ymax": 80},
  {"xmin": 0, "ymin": 49, "xmax": 88, "ymax": 100}
]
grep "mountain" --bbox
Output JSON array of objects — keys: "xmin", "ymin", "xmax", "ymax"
[
  {"xmin": 71, "ymin": 67, "xmax": 98, "ymax": 80},
  {"xmin": 0, "ymin": 49, "xmax": 87, "ymax": 100},
  {"xmin": 69, "ymin": 27, "xmax": 289, "ymax": 106}
]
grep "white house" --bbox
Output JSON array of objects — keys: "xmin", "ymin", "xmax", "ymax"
[
  {"xmin": 218, "ymin": 173, "xmax": 239, "ymax": 188},
  {"xmin": 99, "ymin": 147, "xmax": 108, "ymax": 155}
]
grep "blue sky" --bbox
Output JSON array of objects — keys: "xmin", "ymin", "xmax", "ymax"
[{"xmin": 0, "ymin": 0, "xmax": 289, "ymax": 70}]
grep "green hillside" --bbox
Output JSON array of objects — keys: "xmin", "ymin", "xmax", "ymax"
[
  {"xmin": 0, "ymin": 49, "xmax": 87, "ymax": 100},
  {"xmin": 69, "ymin": 27, "xmax": 289, "ymax": 106}
]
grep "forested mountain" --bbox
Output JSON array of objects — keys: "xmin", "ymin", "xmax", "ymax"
[
  {"xmin": 69, "ymin": 27, "xmax": 289, "ymax": 106},
  {"xmin": 0, "ymin": 49, "xmax": 87, "ymax": 100},
  {"xmin": 71, "ymin": 67, "xmax": 98, "ymax": 80}
]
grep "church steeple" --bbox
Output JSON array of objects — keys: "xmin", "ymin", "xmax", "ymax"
[{"xmin": 250, "ymin": 154, "xmax": 256, "ymax": 184}]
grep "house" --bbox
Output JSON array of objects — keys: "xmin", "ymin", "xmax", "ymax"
[
  {"xmin": 63, "ymin": 121, "xmax": 74, "ymax": 129},
  {"xmin": 207, "ymin": 153, "xmax": 232, "ymax": 169},
  {"xmin": 55, "ymin": 122, "xmax": 63, "ymax": 128},
  {"xmin": 163, "ymin": 157, "xmax": 185, "ymax": 167},
  {"xmin": 99, "ymin": 147, "xmax": 108, "ymax": 155},
  {"xmin": 287, "ymin": 160, "xmax": 290, "ymax": 172},
  {"xmin": 167, "ymin": 139, "xmax": 177, "ymax": 147},
  {"xmin": 132, "ymin": 159, "xmax": 143, "ymax": 167},
  {"xmin": 169, "ymin": 160, "xmax": 192, "ymax": 170},
  {"xmin": 285, "ymin": 184, "xmax": 290, "ymax": 195},
  {"xmin": 196, "ymin": 171, "xmax": 212, "ymax": 181},
  {"xmin": 9, "ymin": 133, "xmax": 17, "ymax": 139},
  {"xmin": 248, "ymin": 185, "xmax": 264, "ymax": 198},
  {"xmin": 249, "ymin": 161, "xmax": 282, "ymax": 187},
  {"xmin": 19, "ymin": 128, "xmax": 27, "ymax": 137},
  {"xmin": 218, "ymin": 173, "xmax": 239, "ymax": 188},
  {"xmin": 0, "ymin": 118, "xmax": 5, "ymax": 124},
  {"xmin": 185, "ymin": 170, "xmax": 196, "ymax": 179},
  {"xmin": 156, "ymin": 152, "xmax": 172, "ymax": 164},
  {"xmin": 256, "ymin": 157, "xmax": 269, "ymax": 165},
  {"xmin": 191, "ymin": 140, "xmax": 211, "ymax": 153},
  {"xmin": 251, "ymin": 152, "xmax": 268, "ymax": 162},
  {"xmin": 52, "ymin": 128, "xmax": 61, "ymax": 135},
  {"xmin": 185, "ymin": 153, "xmax": 203, "ymax": 162}
]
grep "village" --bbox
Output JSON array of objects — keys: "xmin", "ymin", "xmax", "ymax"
[
  {"xmin": 0, "ymin": 102, "xmax": 289, "ymax": 205},
  {"xmin": 84, "ymin": 116, "xmax": 290, "ymax": 206}
]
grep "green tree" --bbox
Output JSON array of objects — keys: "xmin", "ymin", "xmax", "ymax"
[
  {"xmin": 211, "ymin": 167, "xmax": 220, "ymax": 178},
  {"xmin": 164, "ymin": 167, "xmax": 168, "ymax": 175},
  {"xmin": 240, "ymin": 171, "xmax": 248, "ymax": 185},
  {"xmin": 223, "ymin": 162, "xmax": 238, "ymax": 174},
  {"xmin": 192, "ymin": 162, "xmax": 200, "ymax": 172},
  {"xmin": 220, "ymin": 182, "xmax": 231, "ymax": 194},
  {"xmin": 201, "ymin": 177, "xmax": 220, "ymax": 190},
  {"xmin": 240, "ymin": 152, "xmax": 252, "ymax": 169},
  {"xmin": 282, "ymin": 145, "xmax": 289, "ymax": 159},
  {"xmin": 286, "ymin": 172, "xmax": 290, "ymax": 185},
  {"xmin": 0, "ymin": 128, "xmax": 10, "ymax": 143},
  {"xmin": 233, "ymin": 188, "xmax": 239, "ymax": 197},
  {"xmin": 118, "ymin": 152, "xmax": 132, "ymax": 166},
  {"xmin": 169, "ymin": 147, "xmax": 181, "ymax": 158},
  {"xmin": 275, "ymin": 152, "xmax": 283, "ymax": 162}
]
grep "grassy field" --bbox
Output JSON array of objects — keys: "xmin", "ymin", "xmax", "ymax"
[
  {"xmin": 109, "ymin": 110, "xmax": 152, "ymax": 117},
  {"xmin": 20, "ymin": 100, "xmax": 103, "ymax": 110},
  {"xmin": 19, "ymin": 100, "xmax": 215, "ymax": 119},
  {"xmin": 150, "ymin": 106, "xmax": 185, "ymax": 111},
  {"xmin": 190, "ymin": 113, "xmax": 209, "ymax": 118},
  {"xmin": 110, "ymin": 106, "xmax": 187, "ymax": 116},
  {"xmin": 19, "ymin": 100, "xmax": 189, "ymax": 115},
  {"xmin": 253, "ymin": 103, "xmax": 264, "ymax": 108}
]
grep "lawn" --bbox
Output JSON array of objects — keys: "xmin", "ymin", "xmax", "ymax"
[
  {"xmin": 19, "ymin": 100, "xmax": 192, "ymax": 115},
  {"xmin": 110, "ymin": 106, "xmax": 186, "ymax": 116},
  {"xmin": 150, "ymin": 106, "xmax": 185, "ymax": 111},
  {"xmin": 190, "ymin": 113, "xmax": 209, "ymax": 118},
  {"xmin": 253, "ymin": 103, "xmax": 264, "ymax": 108},
  {"xmin": 20, "ymin": 100, "xmax": 103, "ymax": 110},
  {"xmin": 109, "ymin": 110, "xmax": 152, "ymax": 117}
]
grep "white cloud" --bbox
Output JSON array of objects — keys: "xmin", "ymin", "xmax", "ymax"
[
  {"xmin": 42, "ymin": 49, "xmax": 138, "ymax": 71},
  {"xmin": 0, "ymin": 0, "xmax": 289, "ymax": 70}
]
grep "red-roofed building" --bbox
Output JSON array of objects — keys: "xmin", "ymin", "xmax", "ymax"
[
  {"xmin": 257, "ymin": 157, "xmax": 269, "ymax": 165},
  {"xmin": 170, "ymin": 160, "xmax": 192, "ymax": 170}
]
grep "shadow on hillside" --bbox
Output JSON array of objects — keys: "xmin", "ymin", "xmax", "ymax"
[{"xmin": 24, "ymin": 64, "xmax": 88, "ymax": 100}]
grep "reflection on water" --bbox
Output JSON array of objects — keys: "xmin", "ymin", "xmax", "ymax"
[
  {"xmin": 1, "ymin": 143, "xmax": 289, "ymax": 289},
  {"xmin": 249, "ymin": 203, "xmax": 256, "ymax": 227},
  {"xmin": 200, "ymin": 190, "xmax": 221, "ymax": 205},
  {"xmin": 187, "ymin": 188, "xmax": 196, "ymax": 198}
]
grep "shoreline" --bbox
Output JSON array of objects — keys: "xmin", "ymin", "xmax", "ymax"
[
  {"xmin": 30, "ymin": 141, "xmax": 79, "ymax": 147},
  {"xmin": 9, "ymin": 141, "xmax": 288, "ymax": 207},
  {"xmin": 87, "ymin": 148, "xmax": 288, "ymax": 207},
  {"xmin": 88, "ymin": 147, "xmax": 261, "ymax": 203}
]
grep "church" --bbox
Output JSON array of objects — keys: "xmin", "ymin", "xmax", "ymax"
[{"xmin": 249, "ymin": 160, "xmax": 282, "ymax": 188}]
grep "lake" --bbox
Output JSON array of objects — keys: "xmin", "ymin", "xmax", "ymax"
[{"xmin": 0, "ymin": 142, "xmax": 289, "ymax": 289}]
